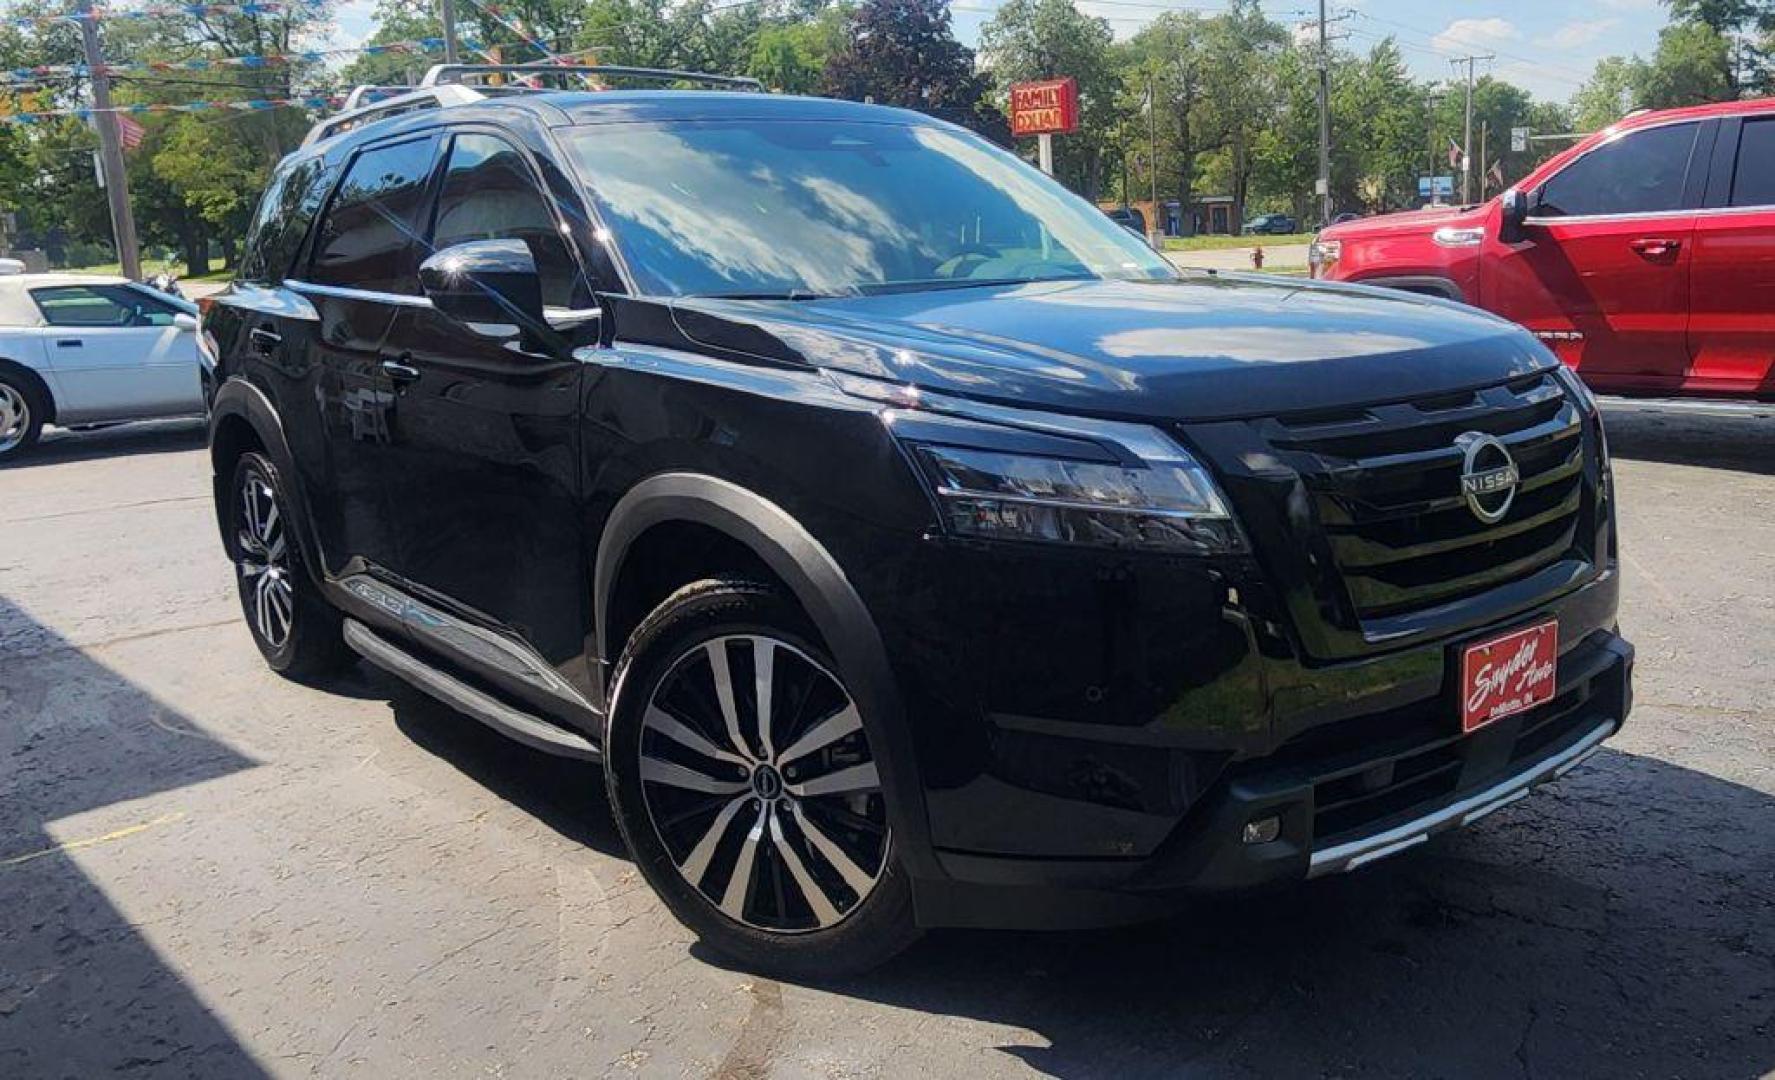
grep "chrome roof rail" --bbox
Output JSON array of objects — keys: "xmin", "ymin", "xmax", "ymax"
[
  {"xmin": 418, "ymin": 63, "xmax": 764, "ymax": 92},
  {"xmin": 300, "ymin": 84, "xmax": 485, "ymax": 147}
]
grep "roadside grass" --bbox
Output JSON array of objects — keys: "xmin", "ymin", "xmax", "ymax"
[
  {"xmin": 1162, "ymin": 231, "xmax": 1316, "ymax": 252},
  {"xmin": 64, "ymin": 260, "xmax": 234, "ymax": 283}
]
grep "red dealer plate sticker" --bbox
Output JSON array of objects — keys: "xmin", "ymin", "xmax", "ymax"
[{"xmin": 1460, "ymin": 620, "xmax": 1559, "ymax": 733}]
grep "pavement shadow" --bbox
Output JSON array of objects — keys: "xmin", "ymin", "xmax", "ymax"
[
  {"xmin": 0, "ymin": 596, "xmax": 267, "ymax": 1078},
  {"xmin": 1602, "ymin": 402, "xmax": 1775, "ymax": 475},
  {"xmin": 7, "ymin": 417, "xmax": 207, "ymax": 470},
  {"xmin": 378, "ymin": 672, "xmax": 627, "ymax": 859},
  {"xmin": 748, "ymin": 747, "xmax": 1774, "ymax": 1078}
]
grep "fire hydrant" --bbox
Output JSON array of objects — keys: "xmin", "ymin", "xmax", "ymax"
[{"xmin": 1252, "ymin": 245, "xmax": 1265, "ymax": 270}]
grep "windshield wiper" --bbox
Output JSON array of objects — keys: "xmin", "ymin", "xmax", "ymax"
[
  {"xmin": 691, "ymin": 288, "xmax": 849, "ymax": 301},
  {"xmin": 855, "ymin": 275, "xmax": 1094, "ymax": 296}
]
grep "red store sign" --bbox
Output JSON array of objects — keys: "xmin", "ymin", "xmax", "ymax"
[{"xmin": 1010, "ymin": 78, "xmax": 1079, "ymax": 137}]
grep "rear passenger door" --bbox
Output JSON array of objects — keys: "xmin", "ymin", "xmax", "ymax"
[
  {"xmin": 289, "ymin": 133, "xmax": 442, "ymax": 577},
  {"xmin": 1688, "ymin": 113, "xmax": 1775, "ymax": 393},
  {"xmin": 373, "ymin": 127, "xmax": 597, "ymax": 705}
]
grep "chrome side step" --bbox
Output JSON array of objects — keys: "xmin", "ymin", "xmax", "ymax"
[{"xmin": 343, "ymin": 618, "xmax": 601, "ymax": 761}]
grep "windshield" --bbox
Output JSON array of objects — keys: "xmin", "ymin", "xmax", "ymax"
[{"xmin": 560, "ymin": 119, "xmax": 1175, "ymax": 298}]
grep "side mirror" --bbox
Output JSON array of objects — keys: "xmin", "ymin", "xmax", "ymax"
[
  {"xmin": 1499, "ymin": 189, "xmax": 1531, "ymax": 244},
  {"xmin": 419, "ymin": 239, "xmax": 544, "ymax": 337},
  {"xmin": 172, "ymin": 312, "xmax": 198, "ymax": 331}
]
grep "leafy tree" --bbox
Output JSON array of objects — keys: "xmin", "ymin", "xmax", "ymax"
[
  {"xmin": 1573, "ymin": 21, "xmax": 1734, "ymax": 131},
  {"xmin": 747, "ymin": 7, "xmax": 849, "ymax": 94},
  {"xmin": 978, "ymin": 0, "xmax": 1117, "ymax": 195},
  {"xmin": 1642, "ymin": 21, "xmax": 1735, "ymax": 104},
  {"xmin": 1121, "ymin": 13, "xmax": 1208, "ymax": 226},
  {"xmin": 822, "ymin": 0, "xmax": 990, "ymax": 123}
]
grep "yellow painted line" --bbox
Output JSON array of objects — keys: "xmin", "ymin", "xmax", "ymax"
[{"xmin": 0, "ymin": 811, "xmax": 186, "ymax": 869}]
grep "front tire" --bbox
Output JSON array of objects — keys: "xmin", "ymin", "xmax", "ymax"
[
  {"xmin": 605, "ymin": 578, "xmax": 919, "ymax": 978},
  {"xmin": 0, "ymin": 373, "xmax": 45, "ymax": 462},
  {"xmin": 227, "ymin": 451, "xmax": 353, "ymax": 679}
]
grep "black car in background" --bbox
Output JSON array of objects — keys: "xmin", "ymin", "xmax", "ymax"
[
  {"xmin": 203, "ymin": 72, "xmax": 1632, "ymax": 977},
  {"xmin": 1105, "ymin": 205, "xmax": 1147, "ymax": 234},
  {"xmin": 1244, "ymin": 212, "xmax": 1300, "ymax": 234}
]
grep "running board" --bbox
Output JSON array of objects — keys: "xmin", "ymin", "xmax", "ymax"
[{"xmin": 343, "ymin": 618, "xmax": 601, "ymax": 761}]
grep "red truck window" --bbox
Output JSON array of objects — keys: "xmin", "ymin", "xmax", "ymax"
[
  {"xmin": 1538, "ymin": 122, "xmax": 1698, "ymax": 218},
  {"xmin": 1730, "ymin": 118, "xmax": 1775, "ymax": 208}
]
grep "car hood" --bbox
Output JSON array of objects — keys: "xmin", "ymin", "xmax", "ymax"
[
  {"xmin": 655, "ymin": 274, "xmax": 1552, "ymax": 423},
  {"xmin": 1320, "ymin": 202, "xmax": 1489, "ymax": 241}
]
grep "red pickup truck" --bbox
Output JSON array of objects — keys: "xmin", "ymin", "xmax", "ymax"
[{"xmin": 1313, "ymin": 98, "xmax": 1775, "ymax": 401}]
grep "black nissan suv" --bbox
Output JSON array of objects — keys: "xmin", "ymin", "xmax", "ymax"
[{"xmin": 203, "ymin": 69, "xmax": 1633, "ymax": 976}]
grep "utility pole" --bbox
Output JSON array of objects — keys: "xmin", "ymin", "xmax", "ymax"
[
  {"xmin": 1316, "ymin": 0, "xmax": 1331, "ymax": 226},
  {"xmin": 440, "ymin": 0, "xmax": 459, "ymax": 64},
  {"xmin": 1147, "ymin": 71, "xmax": 1159, "ymax": 245},
  {"xmin": 1478, "ymin": 121, "xmax": 1489, "ymax": 200},
  {"xmin": 76, "ymin": 0, "xmax": 140, "ymax": 281},
  {"xmin": 1451, "ymin": 53, "xmax": 1491, "ymax": 204}
]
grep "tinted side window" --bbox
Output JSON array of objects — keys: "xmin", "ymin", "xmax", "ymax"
[
  {"xmin": 1537, "ymin": 122, "xmax": 1699, "ymax": 217},
  {"xmin": 431, "ymin": 133, "xmax": 583, "ymax": 308},
  {"xmin": 240, "ymin": 157, "xmax": 332, "ymax": 284},
  {"xmin": 1730, "ymin": 117, "xmax": 1775, "ymax": 208},
  {"xmin": 310, "ymin": 137, "xmax": 439, "ymax": 294},
  {"xmin": 32, "ymin": 285, "xmax": 178, "ymax": 327}
]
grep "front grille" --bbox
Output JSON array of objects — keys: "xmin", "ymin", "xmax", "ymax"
[{"xmin": 1257, "ymin": 371, "xmax": 1590, "ymax": 625}]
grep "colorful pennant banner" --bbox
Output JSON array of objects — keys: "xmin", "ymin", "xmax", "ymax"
[
  {"xmin": 2, "ymin": 93, "xmax": 341, "ymax": 122},
  {"xmin": 6, "ymin": 2, "xmax": 327, "ymax": 28},
  {"xmin": 0, "ymin": 36, "xmax": 485, "ymax": 84}
]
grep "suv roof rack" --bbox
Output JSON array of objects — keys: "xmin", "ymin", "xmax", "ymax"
[
  {"xmin": 302, "ymin": 84, "xmax": 484, "ymax": 147},
  {"xmin": 302, "ymin": 63, "xmax": 763, "ymax": 148},
  {"xmin": 419, "ymin": 63, "xmax": 763, "ymax": 92}
]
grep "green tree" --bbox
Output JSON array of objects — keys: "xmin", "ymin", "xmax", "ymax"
[
  {"xmin": 978, "ymin": 0, "xmax": 1117, "ymax": 195},
  {"xmin": 746, "ymin": 5, "xmax": 849, "ymax": 94},
  {"xmin": 821, "ymin": 0, "xmax": 993, "ymax": 133},
  {"xmin": 1573, "ymin": 21, "xmax": 1735, "ymax": 130}
]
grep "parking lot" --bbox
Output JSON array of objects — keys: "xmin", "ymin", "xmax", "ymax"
[{"xmin": 1, "ymin": 403, "xmax": 1770, "ymax": 1079}]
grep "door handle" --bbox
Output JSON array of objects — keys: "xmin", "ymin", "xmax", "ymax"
[
  {"xmin": 1629, "ymin": 237, "xmax": 1682, "ymax": 260},
  {"xmin": 55, "ymin": 338, "xmax": 82, "ymax": 348},
  {"xmin": 248, "ymin": 325, "xmax": 282, "ymax": 354},
  {"xmin": 380, "ymin": 356, "xmax": 421, "ymax": 385}
]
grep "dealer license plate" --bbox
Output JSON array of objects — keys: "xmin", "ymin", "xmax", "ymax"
[{"xmin": 1460, "ymin": 620, "xmax": 1558, "ymax": 733}]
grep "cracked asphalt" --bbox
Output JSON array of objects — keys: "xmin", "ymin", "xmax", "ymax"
[{"xmin": 1, "ymin": 402, "xmax": 1771, "ymax": 1079}]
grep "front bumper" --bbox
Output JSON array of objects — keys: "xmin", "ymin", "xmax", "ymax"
[{"xmin": 909, "ymin": 628, "xmax": 1632, "ymax": 930}]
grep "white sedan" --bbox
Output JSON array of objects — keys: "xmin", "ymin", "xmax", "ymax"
[{"xmin": 0, "ymin": 269, "xmax": 204, "ymax": 461}]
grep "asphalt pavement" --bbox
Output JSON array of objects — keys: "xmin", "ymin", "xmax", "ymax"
[{"xmin": 0, "ymin": 402, "xmax": 1770, "ymax": 1078}]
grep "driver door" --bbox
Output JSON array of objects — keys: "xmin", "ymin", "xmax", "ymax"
[
  {"xmin": 28, "ymin": 283, "xmax": 198, "ymax": 420},
  {"xmin": 1482, "ymin": 119, "xmax": 1709, "ymax": 393},
  {"xmin": 372, "ymin": 127, "xmax": 599, "ymax": 709}
]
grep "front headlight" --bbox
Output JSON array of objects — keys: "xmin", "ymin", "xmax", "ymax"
[
  {"xmin": 912, "ymin": 443, "xmax": 1244, "ymax": 555},
  {"xmin": 1551, "ymin": 363, "xmax": 1610, "ymax": 482},
  {"xmin": 1551, "ymin": 362, "xmax": 1599, "ymax": 414},
  {"xmin": 1307, "ymin": 238, "xmax": 1340, "ymax": 278}
]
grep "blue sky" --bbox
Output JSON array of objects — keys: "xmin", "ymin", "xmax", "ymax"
[{"xmin": 324, "ymin": 0, "xmax": 1668, "ymax": 104}]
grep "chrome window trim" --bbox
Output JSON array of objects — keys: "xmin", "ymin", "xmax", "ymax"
[
  {"xmin": 287, "ymin": 279, "xmax": 434, "ymax": 308},
  {"xmin": 1524, "ymin": 203, "xmax": 1775, "ymax": 226},
  {"xmin": 1525, "ymin": 116, "xmax": 1704, "ymax": 224}
]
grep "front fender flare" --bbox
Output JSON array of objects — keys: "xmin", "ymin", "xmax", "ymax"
[{"xmin": 594, "ymin": 472, "xmax": 938, "ymax": 878}]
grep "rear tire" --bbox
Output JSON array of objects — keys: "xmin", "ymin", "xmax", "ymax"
[
  {"xmin": 0, "ymin": 373, "xmax": 45, "ymax": 462},
  {"xmin": 227, "ymin": 451, "xmax": 354, "ymax": 679},
  {"xmin": 605, "ymin": 578, "xmax": 920, "ymax": 978}
]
